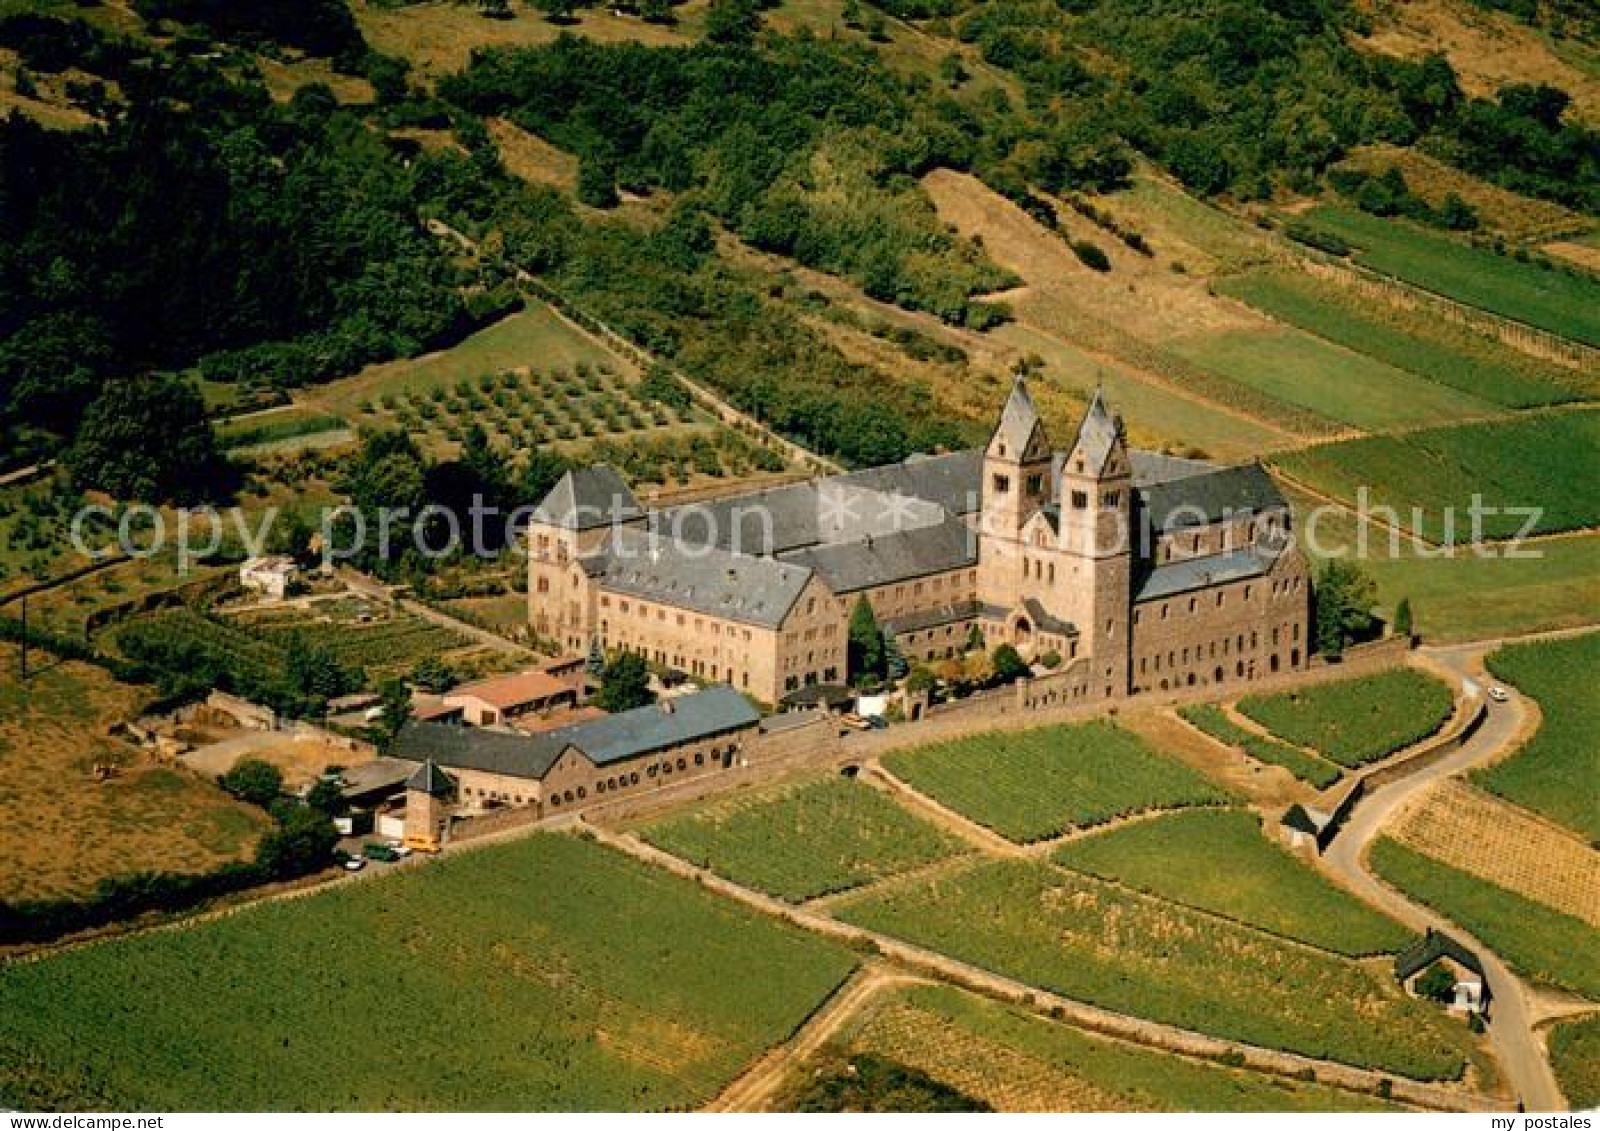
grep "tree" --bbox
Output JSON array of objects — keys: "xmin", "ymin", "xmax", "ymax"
[
  {"xmin": 410, "ymin": 655, "xmax": 456, "ymax": 694},
  {"xmin": 519, "ymin": 447, "xmax": 574, "ymax": 509},
  {"xmin": 638, "ymin": 364, "xmax": 692, "ymax": 411},
  {"xmin": 371, "ymin": 678, "xmax": 413, "ymax": 751},
  {"xmin": 577, "ymin": 153, "xmax": 619, "ymax": 208},
  {"xmin": 285, "ymin": 632, "xmax": 360, "ymax": 702},
  {"xmin": 705, "ymin": 0, "xmax": 762, "ymax": 46},
  {"xmin": 305, "ymin": 776, "xmax": 346, "ymax": 816},
  {"xmin": 1313, "ymin": 560, "xmax": 1378, "ymax": 658},
  {"xmin": 1394, "ymin": 596, "xmax": 1414, "ymax": 638},
  {"xmin": 1415, "ymin": 962, "xmax": 1457, "ymax": 1004},
  {"xmin": 256, "ymin": 803, "xmax": 340, "ymax": 879},
  {"xmin": 535, "ymin": 0, "xmax": 583, "ymax": 22},
  {"xmin": 585, "ymin": 638, "xmax": 607, "ymax": 680},
  {"xmin": 848, "ymin": 596, "xmax": 886, "ymax": 685},
  {"xmin": 904, "ymin": 665, "xmax": 937, "ymax": 694},
  {"xmin": 595, "ymin": 652, "xmax": 654, "ymax": 712},
  {"xmin": 965, "ymin": 624, "xmax": 984, "ymax": 652},
  {"xmin": 218, "ymin": 758, "xmax": 283, "ymax": 807},
  {"xmin": 67, "ymin": 372, "xmax": 225, "ymax": 504},
  {"xmin": 990, "ymin": 643, "xmax": 1029, "ymax": 684},
  {"xmin": 885, "ymin": 639, "xmax": 909, "ymax": 681}
]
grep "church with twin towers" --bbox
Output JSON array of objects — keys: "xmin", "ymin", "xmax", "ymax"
[{"xmin": 527, "ymin": 377, "xmax": 1311, "ymax": 707}]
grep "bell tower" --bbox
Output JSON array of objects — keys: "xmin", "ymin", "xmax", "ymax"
[
  {"xmin": 1054, "ymin": 390, "xmax": 1133, "ymax": 695},
  {"xmin": 978, "ymin": 377, "xmax": 1053, "ymax": 609}
]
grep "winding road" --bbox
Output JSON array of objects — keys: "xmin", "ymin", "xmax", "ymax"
[{"xmin": 1320, "ymin": 640, "xmax": 1564, "ymax": 1111}]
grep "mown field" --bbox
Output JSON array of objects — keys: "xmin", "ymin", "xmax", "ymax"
[
  {"xmin": 0, "ymin": 833, "xmax": 857, "ymax": 1111},
  {"xmin": 1237, "ymin": 667, "xmax": 1455, "ymax": 768},
  {"xmin": 1370, "ymin": 839, "xmax": 1600, "ymax": 1000},
  {"xmin": 1276, "ymin": 408, "xmax": 1600, "ymax": 541},
  {"xmin": 831, "ymin": 982, "xmax": 1402, "ymax": 1113},
  {"xmin": 639, "ymin": 775, "xmax": 966, "ymax": 903},
  {"xmin": 881, "ymin": 721, "xmax": 1233, "ymax": 844},
  {"xmin": 1052, "ymin": 808, "xmax": 1410, "ymax": 956},
  {"xmin": 1177, "ymin": 704, "xmax": 1341, "ymax": 788},
  {"xmin": 1549, "ymin": 1013, "xmax": 1600, "ymax": 1111},
  {"xmin": 1297, "ymin": 206, "xmax": 1600, "ymax": 347},
  {"xmin": 832, "ymin": 857, "xmax": 1473, "ymax": 1079},
  {"xmin": 1166, "ymin": 326, "xmax": 1496, "ymax": 432},
  {"xmin": 215, "ymin": 406, "xmax": 348, "ymax": 452},
  {"xmin": 0, "ymin": 645, "xmax": 270, "ymax": 904},
  {"xmin": 1217, "ymin": 268, "xmax": 1582, "ymax": 408},
  {"xmin": 1474, "ymin": 631, "xmax": 1600, "ymax": 841}
]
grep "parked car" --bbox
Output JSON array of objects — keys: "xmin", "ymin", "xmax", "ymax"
[
  {"xmin": 363, "ymin": 843, "xmax": 399, "ymax": 863},
  {"xmin": 342, "ymin": 856, "xmax": 367, "ymax": 872},
  {"xmin": 389, "ymin": 841, "xmax": 413, "ymax": 858},
  {"xmin": 840, "ymin": 713, "xmax": 872, "ymax": 731},
  {"xmin": 1486, "ymin": 685, "xmax": 1510, "ymax": 703}
]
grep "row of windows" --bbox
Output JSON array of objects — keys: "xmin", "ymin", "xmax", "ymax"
[
  {"xmin": 599, "ymin": 596, "xmax": 757, "ymax": 642},
  {"xmin": 545, "ymin": 743, "xmax": 742, "ymax": 809}
]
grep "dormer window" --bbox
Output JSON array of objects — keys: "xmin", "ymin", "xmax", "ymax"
[
  {"xmin": 1026, "ymin": 474, "xmax": 1043, "ymax": 495},
  {"xmin": 993, "ymin": 474, "xmax": 1011, "ymax": 494},
  {"xmin": 1102, "ymin": 490, "xmax": 1120, "ymax": 508},
  {"xmin": 998, "ymin": 443, "xmax": 1007, "ymax": 457},
  {"xmin": 1071, "ymin": 490, "xmax": 1088, "ymax": 509}
]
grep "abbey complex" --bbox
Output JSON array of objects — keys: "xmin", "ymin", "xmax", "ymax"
[{"xmin": 527, "ymin": 379, "xmax": 1311, "ymax": 707}]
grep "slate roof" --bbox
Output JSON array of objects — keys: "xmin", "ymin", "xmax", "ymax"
[
  {"xmin": 1022, "ymin": 597, "xmax": 1076, "ymax": 637},
  {"xmin": 405, "ymin": 758, "xmax": 457, "ymax": 797},
  {"xmin": 1395, "ymin": 929, "xmax": 1487, "ymax": 982},
  {"xmin": 549, "ymin": 685, "xmax": 760, "ymax": 767},
  {"xmin": 598, "ymin": 529, "xmax": 814, "ymax": 629},
  {"xmin": 1128, "ymin": 450, "xmax": 1217, "ymax": 485},
  {"xmin": 1068, "ymin": 389, "xmax": 1122, "ymax": 475},
  {"xmin": 883, "ymin": 599, "xmax": 982, "ymax": 637},
  {"xmin": 1139, "ymin": 463, "xmax": 1286, "ymax": 531},
  {"xmin": 989, "ymin": 376, "xmax": 1046, "ymax": 455},
  {"xmin": 1134, "ymin": 545, "xmax": 1277, "ymax": 602},
  {"xmin": 783, "ymin": 514, "xmax": 977, "ymax": 594},
  {"xmin": 392, "ymin": 687, "xmax": 761, "ymax": 781},
  {"xmin": 393, "ymin": 721, "xmax": 565, "ymax": 779},
  {"xmin": 652, "ymin": 451, "xmax": 980, "ymax": 557},
  {"xmin": 532, "ymin": 466, "xmax": 644, "ymax": 531}
]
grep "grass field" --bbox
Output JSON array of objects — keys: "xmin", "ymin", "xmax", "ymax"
[
  {"xmin": 1474, "ymin": 631, "xmax": 1600, "ymax": 841},
  {"xmin": 834, "ymin": 982, "xmax": 1402, "ymax": 1112},
  {"xmin": 1052, "ymin": 808, "xmax": 1410, "ymax": 955},
  {"xmin": 0, "ymin": 833, "xmax": 857, "ymax": 1110},
  {"xmin": 1390, "ymin": 780, "xmax": 1599, "ymax": 926},
  {"xmin": 832, "ymin": 857, "xmax": 1472, "ymax": 1079},
  {"xmin": 0, "ymin": 645, "xmax": 269, "ymax": 904},
  {"xmin": 639, "ymin": 775, "xmax": 966, "ymax": 902},
  {"xmin": 1370, "ymin": 839, "xmax": 1600, "ymax": 1000},
  {"xmin": 1285, "ymin": 486, "xmax": 1600, "ymax": 644},
  {"xmin": 1177, "ymin": 704, "xmax": 1342, "ymax": 789},
  {"xmin": 996, "ymin": 324, "xmax": 1299, "ymax": 461},
  {"xmin": 881, "ymin": 720, "xmax": 1234, "ymax": 844},
  {"xmin": 1276, "ymin": 408, "xmax": 1600, "ymax": 541},
  {"xmin": 1549, "ymin": 1013, "xmax": 1600, "ymax": 1111},
  {"xmin": 1217, "ymin": 268, "xmax": 1581, "ymax": 408},
  {"xmin": 1298, "ymin": 206, "xmax": 1600, "ymax": 346},
  {"xmin": 1167, "ymin": 327, "xmax": 1497, "ymax": 432},
  {"xmin": 1237, "ymin": 667, "xmax": 1455, "ymax": 768},
  {"xmin": 215, "ymin": 406, "xmax": 348, "ymax": 452}
]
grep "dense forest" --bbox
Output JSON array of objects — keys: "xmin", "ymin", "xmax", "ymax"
[{"xmin": 0, "ymin": 0, "xmax": 1595, "ymax": 494}]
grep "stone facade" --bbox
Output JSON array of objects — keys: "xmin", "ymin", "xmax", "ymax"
[{"xmin": 527, "ymin": 379, "xmax": 1310, "ymax": 704}]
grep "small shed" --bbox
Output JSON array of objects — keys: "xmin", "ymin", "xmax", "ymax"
[
  {"xmin": 239, "ymin": 556, "xmax": 300, "ymax": 601},
  {"xmin": 1395, "ymin": 929, "xmax": 1491, "ymax": 1015}
]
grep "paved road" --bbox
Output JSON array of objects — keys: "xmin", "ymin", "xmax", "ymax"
[{"xmin": 1321, "ymin": 642, "xmax": 1565, "ymax": 1111}]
